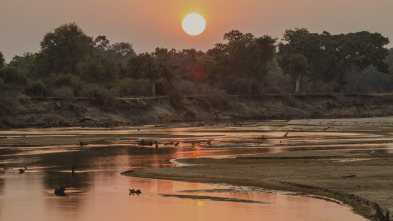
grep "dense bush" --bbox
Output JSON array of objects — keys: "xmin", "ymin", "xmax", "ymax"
[
  {"xmin": 51, "ymin": 86, "xmax": 74, "ymax": 97},
  {"xmin": 0, "ymin": 66, "xmax": 27, "ymax": 86},
  {"xmin": 25, "ymin": 81, "xmax": 49, "ymax": 97},
  {"xmin": 114, "ymin": 78, "xmax": 150, "ymax": 97}
]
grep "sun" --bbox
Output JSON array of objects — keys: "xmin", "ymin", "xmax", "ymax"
[{"xmin": 182, "ymin": 13, "xmax": 206, "ymax": 36}]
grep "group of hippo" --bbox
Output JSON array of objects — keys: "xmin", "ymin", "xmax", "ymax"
[{"xmin": 129, "ymin": 189, "xmax": 142, "ymax": 195}]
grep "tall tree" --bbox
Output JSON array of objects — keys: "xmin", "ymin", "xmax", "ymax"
[
  {"xmin": 40, "ymin": 23, "xmax": 91, "ymax": 74},
  {"xmin": 128, "ymin": 53, "xmax": 159, "ymax": 96},
  {"xmin": 207, "ymin": 30, "xmax": 277, "ymax": 94},
  {"xmin": 127, "ymin": 48, "xmax": 176, "ymax": 96},
  {"xmin": 153, "ymin": 47, "xmax": 176, "ymax": 84},
  {"xmin": 282, "ymin": 53, "xmax": 308, "ymax": 93}
]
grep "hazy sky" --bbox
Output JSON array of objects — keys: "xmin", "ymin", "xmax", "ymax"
[{"xmin": 1, "ymin": 0, "xmax": 392, "ymax": 61}]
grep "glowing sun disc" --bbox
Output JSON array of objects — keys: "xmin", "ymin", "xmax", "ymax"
[{"xmin": 182, "ymin": 13, "xmax": 206, "ymax": 36}]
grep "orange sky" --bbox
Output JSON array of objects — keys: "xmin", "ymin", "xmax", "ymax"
[{"xmin": 1, "ymin": 0, "xmax": 393, "ymax": 61}]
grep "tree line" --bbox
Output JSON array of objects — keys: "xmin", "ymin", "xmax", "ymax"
[{"xmin": 1, "ymin": 23, "xmax": 393, "ymax": 101}]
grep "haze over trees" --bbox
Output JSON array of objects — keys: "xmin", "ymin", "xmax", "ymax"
[{"xmin": 0, "ymin": 23, "xmax": 392, "ymax": 103}]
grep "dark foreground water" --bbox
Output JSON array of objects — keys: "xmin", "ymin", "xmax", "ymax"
[{"xmin": 0, "ymin": 122, "xmax": 370, "ymax": 221}]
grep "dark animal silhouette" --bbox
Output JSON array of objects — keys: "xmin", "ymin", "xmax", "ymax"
[
  {"xmin": 139, "ymin": 139, "xmax": 153, "ymax": 146},
  {"xmin": 324, "ymin": 127, "xmax": 330, "ymax": 131},
  {"xmin": 174, "ymin": 142, "xmax": 180, "ymax": 147},
  {"xmin": 54, "ymin": 186, "xmax": 68, "ymax": 196},
  {"xmin": 78, "ymin": 140, "xmax": 88, "ymax": 146},
  {"xmin": 283, "ymin": 132, "xmax": 289, "ymax": 138},
  {"xmin": 164, "ymin": 142, "xmax": 174, "ymax": 145},
  {"xmin": 155, "ymin": 141, "xmax": 158, "ymax": 149},
  {"xmin": 129, "ymin": 188, "xmax": 142, "ymax": 195},
  {"xmin": 206, "ymin": 140, "xmax": 212, "ymax": 145},
  {"xmin": 19, "ymin": 169, "xmax": 25, "ymax": 174}
]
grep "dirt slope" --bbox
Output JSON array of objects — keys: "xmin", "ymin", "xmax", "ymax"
[{"xmin": 2, "ymin": 94, "xmax": 393, "ymax": 128}]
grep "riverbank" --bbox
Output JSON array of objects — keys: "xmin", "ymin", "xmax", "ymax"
[{"xmin": 2, "ymin": 93, "xmax": 393, "ymax": 128}]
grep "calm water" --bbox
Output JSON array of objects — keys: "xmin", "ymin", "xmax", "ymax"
[{"xmin": 0, "ymin": 122, "xmax": 374, "ymax": 221}]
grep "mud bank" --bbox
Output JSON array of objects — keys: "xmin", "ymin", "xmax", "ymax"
[{"xmin": 2, "ymin": 93, "xmax": 393, "ymax": 128}]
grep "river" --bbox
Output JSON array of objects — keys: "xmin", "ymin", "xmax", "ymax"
[{"xmin": 0, "ymin": 121, "xmax": 368, "ymax": 220}]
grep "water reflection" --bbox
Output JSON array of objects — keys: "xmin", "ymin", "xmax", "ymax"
[{"xmin": 0, "ymin": 122, "xmax": 374, "ymax": 221}]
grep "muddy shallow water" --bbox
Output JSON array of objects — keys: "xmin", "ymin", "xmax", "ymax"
[{"xmin": 0, "ymin": 121, "xmax": 377, "ymax": 221}]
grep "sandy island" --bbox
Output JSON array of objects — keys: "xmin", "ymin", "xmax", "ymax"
[{"xmin": 123, "ymin": 118, "xmax": 393, "ymax": 221}]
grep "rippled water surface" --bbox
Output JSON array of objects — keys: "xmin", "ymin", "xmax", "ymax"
[{"xmin": 0, "ymin": 121, "xmax": 378, "ymax": 221}]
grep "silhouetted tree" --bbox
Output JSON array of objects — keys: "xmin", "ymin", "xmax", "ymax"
[
  {"xmin": 281, "ymin": 53, "xmax": 308, "ymax": 93},
  {"xmin": 207, "ymin": 30, "xmax": 277, "ymax": 94},
  {"xmin": 278, "ymin": 28, "xmax": 390, "ymax": 91},
  {"xmin": 127, "ymin": 48, "xmax": 175, "ymax": 96},
  {"xmin": 40, "ymin": 23, "xmax": 91, "ymax": 74},
  {"xmin": 92, "ymin": 36, "xmax": 136, "ymax": 66},
  {"xmin": 128, "ymin": 53, "xmax": 159, "ymax": 96}
]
